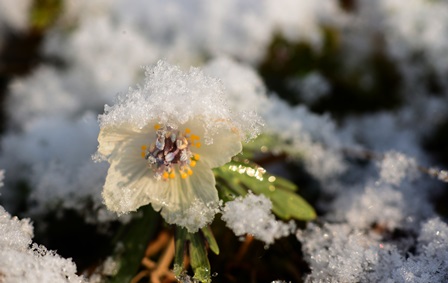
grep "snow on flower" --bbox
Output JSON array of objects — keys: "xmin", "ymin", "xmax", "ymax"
[{"xmin": 96, "ymin": 60, "xmax": 261, "ymax": 232}]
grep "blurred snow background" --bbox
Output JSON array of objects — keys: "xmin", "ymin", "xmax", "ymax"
[{"xmin": 0, "ymin": 0, "xmax": 447, "ymax": 282}]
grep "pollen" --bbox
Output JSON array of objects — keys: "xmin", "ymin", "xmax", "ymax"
[{"xmin": 145, "ymin": 125, "xmax": 200, "ymax": 181}]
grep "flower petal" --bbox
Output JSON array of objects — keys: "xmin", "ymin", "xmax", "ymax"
[
  {"xmin": 181, "ymin": 119, "xmax": 242, "ymax": 168},
  {"xmin": 150, "ymin": 160, "xmax": 219, "ymax": 232},
  {"xmin": 98, "ymin": 124, "xmax": 155, "ymax": 158},
  {"xmin": 195, "ymin": 128, "xmax": 242, "ymax": 168},
  {"xmin": 101, "ymin": 131, "xmax": 157, "ymax": 213}
]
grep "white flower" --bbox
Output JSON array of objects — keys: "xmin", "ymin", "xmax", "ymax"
[{"xmin": 96, "ymin": 61, "xmax": 260, "ymax": 232}]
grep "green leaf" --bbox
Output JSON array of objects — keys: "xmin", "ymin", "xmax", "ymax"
[
  {"xmin": 30, "ymin": 0, "xmax": 63, "ymax": 31},
  {"xmin": 107, "ymin": 205, "xmax": 159, "ymax": 283},
  {"xmin": 173, "ymin": 227, "xmax": 188, "ymax": 276},
  {"xmin": 201, "ymin": 226, "xmax": 219, "ymax": 255},
  {"xmin": 188, "ymin": 233, "xmax": 212, "ymax": 283},
  {"xmin": 214, "ymin": 161, "xmax": 316, "ymax": 221},
  {"xmin": 269, "ymin": 187, "xmax": 316, "ymax": 220}
]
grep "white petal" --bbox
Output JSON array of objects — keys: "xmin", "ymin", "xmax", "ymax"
[
  {"xmin": 181, "ymin": 119, "xmax": 242, "ymax": 168},
  {"xmin": 151, "ymin": 161, "xmax": 219, "ymax": 232},
  {"xmin": 194, "ymin": 127, "xmax": 242, "ymax": 168},
  {"xmin": 98, "ymin": 124, "xmax": 155, "ymax": 158},
  {"xmin": 102, "ymin": 133, "xmax": 158, "ymax": 213}
]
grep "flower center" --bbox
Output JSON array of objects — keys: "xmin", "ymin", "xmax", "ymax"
[{"xmin": 141, "ymin": 124, "xmax": 200, "ymax": 181}]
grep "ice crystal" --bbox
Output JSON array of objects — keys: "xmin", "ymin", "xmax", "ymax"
[
  {"xmin": 0, "ymin": 206, "xmax": 85, "ymax": 283},
  {"xmin": 221, "ymin": 193, "xmax": 295, "ymax": 246},
  {"xmin": 378, "ymin": 151, "xmax": 418, "ymax": 186},
  {"xmin": 98, "ymin": 60, "xmax": 261, "ymax": 143}
]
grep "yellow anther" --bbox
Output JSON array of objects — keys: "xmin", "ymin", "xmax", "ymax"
[
  {"xmin": 195, "ymin": 142, "xmax": 201, "ymax": 148},
  {"xmin": 190, "ymin": 160, "xmax": 196, "ymax": 167},
  {"xmin": 193, "ymin": 154, "xmax": 200, "ymax": 160},
  {"xmin": 141, "ymin": 152, "xmax": 146, "ymax": 158},
  {"xmin": 162, "ymin": 172, "xmax": 169, "ymax": 179},
  {"xmin": 141, "ymin": 145, "xmax": 147, "ymax": 151},
  {"xmin": 185, "ymin": 128, "xmax": 191, "ymax": 134},
  {"xmin": 191, "ymin": 134, "xmax": 200, "ymax": 141},
  {"xmin": 181, "ymin": 172, "xmax": 188, "ymax": 179},
  {"xmin": 169, "ymin": 172, "xmax": 176, "ymax": 179},
  {"xmin": 187, "ymin": 169, "xmax": 193, "ymax": 176},
  {"xmin": 154, "ymin": 124, "xmax": 161, "ymax": 130}
]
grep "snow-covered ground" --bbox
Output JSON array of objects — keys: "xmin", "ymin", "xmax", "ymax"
[{"xmin": 0, "ymin": 1, "xmax": 447, "ymax": 282}]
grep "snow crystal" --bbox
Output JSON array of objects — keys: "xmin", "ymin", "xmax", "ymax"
[
  {"xmin": 56, "ymin": 0, "xmax": 344, "ymax": 64},
  {"xmin": 98, "ymin": 60, "xmax": 262, "ymax": 144},
  {"xmin": 203, "ymin": 56, "xmax": 267, "ymax": 114},
  {"xmin": 0, "ymin": 113, "xmax": 119, "ymax": 223},
  {"xmin": 298, "ymin": 222, "xmax": 380, "ymax": 283},
  {"xmin": 203, "ymin": 56, "xmax": 266, "ymax": 140},
  {"xmin": 221, "ymin": 193, "xmax": 294, "ymax": 246},
  {"xmin": 332, "ymin": 181, "xmax": 433, "ymax": 231},
  {"xmin": 0, "ymin": 206, "xmax": 86, "ymax": 283},
  {"xmin": 298, "ymin": 218, "xmax": 448, "ymax": 283},
  {"xmin": 378, "ymin": 151, "xmax": 418, "ymax": 186},
  {"xmin": 44, "ymin": 15, "xmax": 157, "ymax": 99},
  {"xmin": 380, "ymin": 0, "xmax": 448, "ymax": 82},
  {"xmin": 262, "ymin": 96, "xmax": 346, "ymax": 181},
  {"xmin": 7, "ymin": 66, "xmax": 81, "ymax": 127},
  {"xmin": 162, "ymin": 199, "xmax": 221, "ymax": 235}
]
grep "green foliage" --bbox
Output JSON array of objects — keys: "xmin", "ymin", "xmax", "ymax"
[
  {"xmin": 188, "ymin": 232, "xmax": 212, "ymax": 283},
  {"xmin": 201, "ymin": 226, "xmax": 220, "ymax": 255},
  {"xmin": 30, "ymin": 0, "xmax": 63, "ymax": 31},
  {"xmin": 174, "ymin": 227, "xmax": 214, "ymax": 283},
  {"xmin": 107, "ymin": 205, "xmax": 160, "ymax": 283},
  {"xmin": 215, "ymin": 160, "xmax": 316, "ymax": 221}
]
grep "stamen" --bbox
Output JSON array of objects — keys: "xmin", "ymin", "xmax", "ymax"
[
  {"xmin": 143, "ymin": 125, "xmax": 201, "ymax": 181},
  {"xmin": 165, "ymin": 152, "xmax": 176, "ymax": 162}
]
